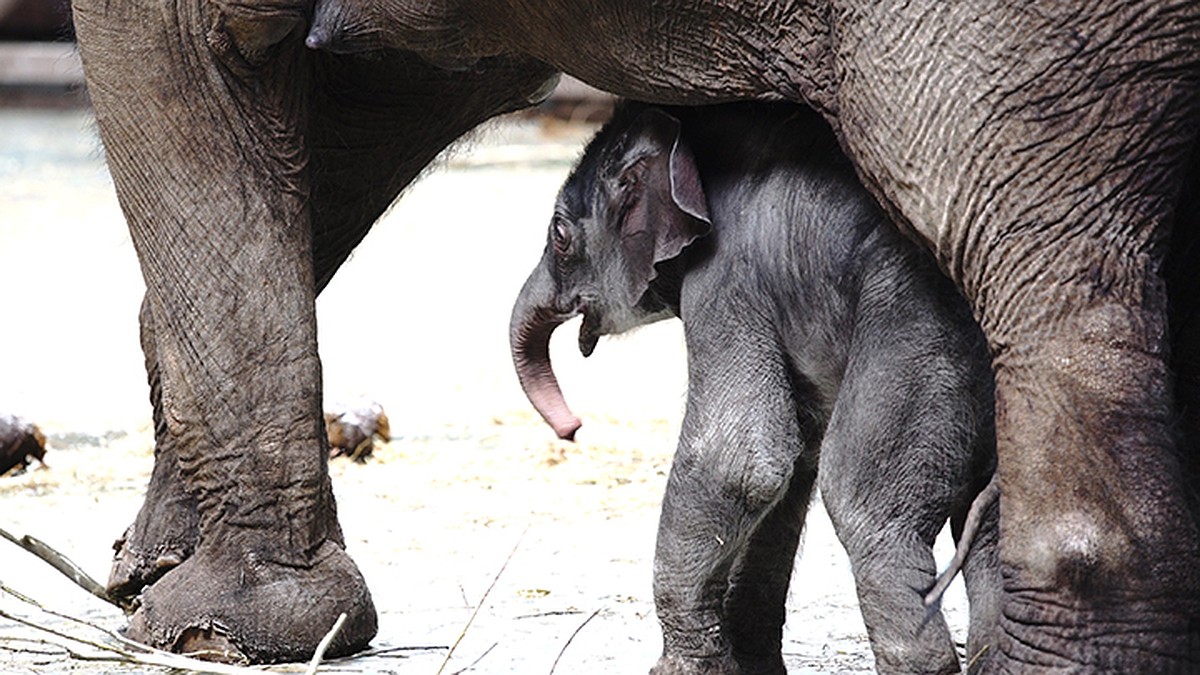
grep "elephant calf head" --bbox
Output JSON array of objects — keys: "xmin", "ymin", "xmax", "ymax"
[{"xmin": 509, "ymin": 106, "xmax": 711, "ymax": 440}]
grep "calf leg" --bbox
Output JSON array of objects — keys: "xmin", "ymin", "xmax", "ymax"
[
  {"xmin": 722, "ymin": 461, "xmax": 817, "ymax": 675},
  {"xmin": 818, "ymin": 358, "xmax": 978, "ymax": 673},
  {"xmin": 652, "ymin": 313, "xmax": 809, "ymax": 675},
  {"xmin": 821, "ymin": 477, "xmax": 957, "ymax": 674}
]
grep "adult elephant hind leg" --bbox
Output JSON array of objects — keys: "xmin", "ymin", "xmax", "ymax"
[
  {"xmin": 969, "ymin": 60, "xmax": 1200, "ymax": 668},
  {"xmin": 985, "ymin": 267, "xmax": 1200, "ymax": 668},
  {"xmin": 73, "ymin": 0, "xmax": 374, "ymax": 661},
  {"xmin": 932, "ymin": 161, "xmax": 1200, "ymax": 669},
  {"xmin": 108, "ymin": 297, "xmax": 198, "ymax": 601},
  {"xmin": 831, "ymin": 4, "xmax": 1200, "ymax": 666},
  {"xmin": 958, "ymin": 128, "xmax": 1200, "ymax": 671}
]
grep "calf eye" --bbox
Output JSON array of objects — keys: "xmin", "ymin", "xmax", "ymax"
[{"xmin": 553, "ymin": 218, "xmax": 573, "ymax": 255}]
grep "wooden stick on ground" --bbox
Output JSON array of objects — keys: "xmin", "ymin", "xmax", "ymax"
[
  {"xmin": 436, "ymin": 527, "xmax": 528, "ymax": 675},
  {"xmin": 0, "ymin": 526, "xmax": 131, "ymax": 611},
  {"xmin": 452, "ymin": 642, "xmax": 498, "ymax": 675},
  {"xmin": 548, "ymin": 608, "xmax": 601, "ymax": 675}
]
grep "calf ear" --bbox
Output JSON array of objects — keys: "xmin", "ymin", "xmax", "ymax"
[{"xmin": 614, "ymin": 109, "xmax": 713, "ymax": 305}]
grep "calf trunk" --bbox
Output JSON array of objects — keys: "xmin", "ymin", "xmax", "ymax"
[{"xmin": 510, "ymin": 262, "xmax": 582, "ymax": 440}]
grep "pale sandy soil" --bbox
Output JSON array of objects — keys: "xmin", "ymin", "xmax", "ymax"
[{"xmin": 0, "ymin": 106, "xmax": 970, "ymax": 674}]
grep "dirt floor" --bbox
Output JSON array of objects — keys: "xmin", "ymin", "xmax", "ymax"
[{"xmin": 0, "ymin": 104, "xmax": 972, "ymax": 674}]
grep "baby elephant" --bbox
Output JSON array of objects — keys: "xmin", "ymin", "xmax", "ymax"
[{"xmin": 510, "ymin": 102, "xmax": 999, "ymax": 674}]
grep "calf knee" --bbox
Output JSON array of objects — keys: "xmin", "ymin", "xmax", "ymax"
[{"xmin": 740, "ymin": 452, "xmax": 794, "ymax": 513}]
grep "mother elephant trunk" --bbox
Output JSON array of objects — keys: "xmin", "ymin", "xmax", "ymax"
[{"xmin": 510, "ymin": 263, "xmax": 582, "ymax": 440}]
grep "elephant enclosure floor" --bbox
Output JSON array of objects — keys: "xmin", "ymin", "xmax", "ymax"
[{"xmin": 0, "ymin": 106, "xmax": 969, "ymax": 674}]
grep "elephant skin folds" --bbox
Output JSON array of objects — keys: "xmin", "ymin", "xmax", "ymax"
[
  {"xmin": 125, "ymin": 540, "xmax": 377, "ymax": 663},
  {"xmin": 73, "ymin": 0, "xmax": 552, "ymax": 655}
]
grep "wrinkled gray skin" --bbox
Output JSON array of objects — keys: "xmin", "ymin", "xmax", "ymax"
[
  {"xmin": 72, "ymin": 0, "xmax": 1200, "ymax": 666},
  {"xmin": 72, "ymin": 0, "xmax": 558, "ymax": 659},
  {"xmin": 511, "ymin": 102, "xmax": 1001, "ymax": 674}
]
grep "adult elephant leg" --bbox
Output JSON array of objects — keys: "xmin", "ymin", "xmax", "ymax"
[
  {"xmin": 307, "ymin": 50, "xmax": 558, "ymax": 292},
  {"xmin": 75, "ymin": 0, "xmax": 555, "ymax": 656},
  {"xmin": 97, "ymin": 48, "xmax": 553, "ymax": 653},
  {"xmin": 984, "ymin": 257, "xmax": 1198, "ymax": 668},
  {"xmin": 1165, "ymin": 134, "xmax": 1200, "ymax": 503},
  {"xmin": 73, "ymin": 0, "xmax": 375, "ymax": 662},
  {"xmin": 833, "ymin": 4, "xmax": 1200, "ymax": 667},
  {"xmin": 108, "ymin": 297, "xmax": 199, "ymax": 600}
]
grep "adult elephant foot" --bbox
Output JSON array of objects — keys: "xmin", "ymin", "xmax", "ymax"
[
  {"xmin": 107, "ymin": 482, "xmax": 197, "ymax": 601},
  {"xmin": 125, "ymin": 539, "xmax": 376, "ymax": 663}
]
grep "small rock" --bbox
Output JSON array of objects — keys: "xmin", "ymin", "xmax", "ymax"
[
  {"xmin": 0, "ymin": 414, "xmax": 47, "ymax": 476},
  {"xmin": 325, "ymin": 401, "xmax": 390, "ymax": 462}
]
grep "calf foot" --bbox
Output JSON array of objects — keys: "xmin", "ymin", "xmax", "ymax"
[
  {"xmin": 124, "ymin": 539, "xmax": 377, "ymax": 663},
  {"xmin": 651, "ymin": 653, "xmax": 742, "ymax": 675},
  {"xmin": 729, "ymin": 651, "xmax": 786, "ymax": 675}
]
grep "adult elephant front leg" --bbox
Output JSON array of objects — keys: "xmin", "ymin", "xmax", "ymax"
[
  {"xmin": 834, "ymin": 4, "xmax": 1200, "ymax": 668},
  {"xmin": 100, "ymin": 48, "xmax": 554, "ymax": 618},
  {"xmin": 306, "ymin": 49, "xmax": 557, "ymax": 292},
  {"xmin": 73, "ymin": 0, "xmax": 374, "ymax": 661}
]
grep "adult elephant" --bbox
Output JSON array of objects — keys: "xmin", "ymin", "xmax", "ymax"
[{"xmin": 71, "ymin": 0, "xmax": 1200, "ymax": 671}]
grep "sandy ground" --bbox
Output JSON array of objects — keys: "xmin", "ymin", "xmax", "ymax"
[{"xmin": 0, "ymin": 105, "xmax": 971, "ymax": 674}]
